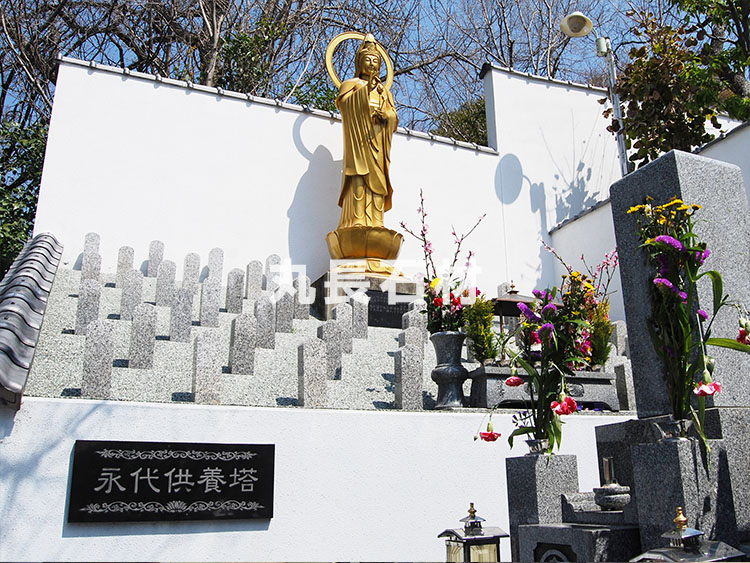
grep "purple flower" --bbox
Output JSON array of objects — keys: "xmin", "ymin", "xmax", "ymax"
[
  {"xmin": 695, "ymin": 248, "xmax": 710, "ymax": 265},
  {"xmin": 678, "ymin": 291, "xmax": 687, "ymax": 303},
  {"xmin": 532, "ymin": 289, "xmax": 548, "ymax": 300},
  {"xmin": 656, "ymin": 255, "xmax": 670, "ymax": 276},
  {"xmin": 697, "ymin": 309, "xmax": 708, "ymax": 321},
  {"xmin": 541, "ymin": 303, "xmax": 557, "ymax": 317},
  {"xmin": 539, "ymin": 323, "xmax": 554, "ymax": 341},
  {"xmin": 653, "ymin": 278, "xmax": 676, "ymax": 293},
  {"xmin": 655, "ymin": 235, "xmax": 684, "ymax": 252},
  {"xmin": 518, "ymin": 302, "xmax": 541, "ymax": 322}
]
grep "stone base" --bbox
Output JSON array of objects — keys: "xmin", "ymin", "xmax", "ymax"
[
  {"xmin": 596, "ymin": 408, "xmax": 750, "ymax": 549},
  {"xmin": 311, "ymin": 269, "xmax": 418, "ymax": 325},
  {"xmin": 470, "ymin": 365, "xmax": 621, "ymax": 411},
  {"xmin": 518, "ymin": 523, "xmax": 641, "ymax": 562},
  {"xmin": 506, "ymin": 454, "xmax": 579, "ymax": 561}
]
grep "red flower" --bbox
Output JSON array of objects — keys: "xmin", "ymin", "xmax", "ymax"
[
  {"xmin": 551, "ymin": 395, "xmax": 577, "ymax": 415},
  {"xmin": 505, "ymin": 376, "xmax": 524, "ymax": 387},
  {"xmin": 479, "ymin": 431, "xmax": 501, "ymax": 442},
  {"xmin": 433, "ymin": 297, "xmax": 443, "ymax": 307},
  {"xmin": 738, "ymin": 328, "xmax": 749, "ymax": 345},
  {"xmin": 694, "ymin": 381, "xmax": 722, "ymax": 396},
  {"xmin": 530, "ymin": 331, "xmax": 541, "ymax": 345}
]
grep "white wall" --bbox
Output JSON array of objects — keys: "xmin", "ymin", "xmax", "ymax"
[
  {"xmin": 0, "ymin": 397, "xmax": 632, "ymax": 562},
  {"xmin": 698, "ymin": 122, "xmax": 750, "ymax": 203},
  {"xmin": 483, "ymin": 65, "xmax": 622, "ymax": 292},
  {"xmin": 35, "ymin": 59, "xmax": 621, "ymax": 296},
  {"xmin": 549, "ymin": 202, "xmax": 624, "ymax": 321}
]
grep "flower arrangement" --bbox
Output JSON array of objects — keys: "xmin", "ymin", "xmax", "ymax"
[
  {"xmin": 462, "ymin": 292, "xmax": 499, "ymax": 363},
  {"xmin": 401, "ymin": 188, "xmax": 485, "ymax": 334},
  {"xmin": 627, "ymin": 196, "xmax": 750, "ymax": 442},
  {"xmin": 505, "ymin": 286, "xmax": 589, "ymax": 452},
  {"xmin": 544, "ymin": 243, "xmax": 620, "ymax": 367}
]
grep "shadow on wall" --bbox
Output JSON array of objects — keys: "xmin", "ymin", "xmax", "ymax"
[
  {"xmin": 494, "ymin": 153, "xmax": 555, "ymax": 292},
  {"xmin": 539, "ymin": 115, "xmax": 606, "ymax": 225},
  {"xmin": 287, "ymin": 114, "xmax": 342, "ymax": 281}
]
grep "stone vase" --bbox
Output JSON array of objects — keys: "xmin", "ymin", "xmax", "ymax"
[{"xmin": 430, "ymin": 331, "xmax": 469, "ymax": 409}]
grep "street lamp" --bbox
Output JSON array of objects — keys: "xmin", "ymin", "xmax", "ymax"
[{"xmin": 560, "ymin": 12, "xmax": 631, "ymax": 176}]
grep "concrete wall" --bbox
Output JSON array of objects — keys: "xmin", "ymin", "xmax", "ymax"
[
  {"xmin": 34, "ymin": 58, "xmax": 621, "ymax": 296},
  {"xmin": 0, "ymin": 397, "xmax": 632, "ymax": 562},
  {"xmin": 548, "ymin": 201, "xmax": 624, "ymax": 321},
  {"xmin": 698, "ymin": 122, "xmax": 750, "ymax": 203}
]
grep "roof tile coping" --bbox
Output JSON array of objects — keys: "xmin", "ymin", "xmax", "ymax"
[{"xmin": 58, "ymin": 55, "xmax": 497, "ymax": 155}]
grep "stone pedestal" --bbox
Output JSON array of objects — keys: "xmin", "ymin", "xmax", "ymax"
[
  {"xmin": 470, "ymin": 365, "xmax": 621, "ymax": 411},
  {"xmin": 311, "ymin": 270, "xmax": 417, "ymax": 326},
  {"xmin": 506, "ymin": 454, "xmax": 579, "ymax": 561},
  {"xmin": 518, "ymin": 523, "xmax": 640, "ymax": 562}
]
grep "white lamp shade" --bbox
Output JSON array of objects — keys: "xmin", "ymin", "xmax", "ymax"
[{"xmin": 560, "ymin": 12, "xmax": 593, "ymax": 37}]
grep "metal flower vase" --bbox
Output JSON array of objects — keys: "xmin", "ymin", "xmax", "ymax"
[{"xmin": 430, "ymin": 331, "xmax": 469, "ymax": 409}]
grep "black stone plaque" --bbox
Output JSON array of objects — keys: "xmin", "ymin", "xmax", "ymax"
[
  {"xmin": 366, "ymin": 289, "xmax": 411, "ymax": 328},
  {"xmin": 68, "ymin": 440, "xmax": 274, "ymax": 523}
]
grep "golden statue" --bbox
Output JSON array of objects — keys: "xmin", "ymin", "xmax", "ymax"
[{"xmin": 324, "ymin": 32, "xmax": 403, "ymax": 274}]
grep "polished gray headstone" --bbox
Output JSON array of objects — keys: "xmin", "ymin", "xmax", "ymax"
[
  {"xmin": 506, "ymin": 454, "xmax": 579, "ymax": 561},
  {"xmin": 610, "ymin": 150, "xmax": 750, "ymax": 416}
]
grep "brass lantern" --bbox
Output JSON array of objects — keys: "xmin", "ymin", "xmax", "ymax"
[{"xmin": 438, "ymin": 503, "xmax": 509, "ymax": 562}]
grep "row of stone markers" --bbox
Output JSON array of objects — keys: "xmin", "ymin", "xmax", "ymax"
[{"xmin": 74, "ymin": 233, "xmax": 414, "ymax": 407}]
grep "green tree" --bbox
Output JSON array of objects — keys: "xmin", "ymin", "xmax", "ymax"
[
  {"xmin": 431, "ymin": 97, "xmax": 487, "ymax": 146},
  {"xmin": 0, "ymin": 120, "xmax": 46, "ymax": 277},
  {"xmin": 611, "ymin": 7, "xmax": 750, "ymax": 168}
]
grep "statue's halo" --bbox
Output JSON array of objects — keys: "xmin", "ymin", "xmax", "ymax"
[{"xmin": 325, "ymin": 31, "xmax": 394, "ymax": 91}]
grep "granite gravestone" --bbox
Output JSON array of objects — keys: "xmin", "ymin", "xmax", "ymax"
[
  {"xmin": 120, "ymin": 269, "xmax": 143, "ymax": 321},
  {"xmin": 81, "ymin": 320, "xmax": 114, "ymax": 399},
  {"xmin": 170, "ymin": 287, "xmax": 193, "ymax": 342},
  {"xmin": 610, "ymin": 150, "xmax": 749, "ymax": 417},
  {"xmin": 147, "ymin": 240, "xmax": 164, "ymax": 278},
  {"xmin": 129, "ymin": 303, "xmax": 157, "ymax": 369},
  {"xmin": 394, "ymin": 344, "xmax": 423, "ymax": 410},
  {"xmin": 192, "ymin": 330, "xmax": 223, "ymax": 404},
  {"xmin": 245, "ymin": 260, "xmax": 263, "ymax": 297},
  {"xmin": 76, "ymin": 279, "xmax": 101, "ymax": 335},
  {"xmin": 182, "ymin": 253, "xmax": 201, "ymax": 293},
  {"xmin": 116, "ymin": 246, "xmax": 135, "ymax": 288},
  {"xmin": 298, "ymin": 338, "xmax": 327, "ymax": 408},
  {"xmin": 155, "ymin": 260, "xmax": 176, "ymax": 307},
  {"xmin": 225, "ymin": 269, "xmax": 245, "ymax": 314},
  {"xmin": 229, "ymin": 314, "xmax": 257, "ymax": 375}
]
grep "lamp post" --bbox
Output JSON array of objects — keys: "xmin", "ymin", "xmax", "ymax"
[{"xmin": 560, "ymin": 12, "xmax": 631, "ymax": 176}]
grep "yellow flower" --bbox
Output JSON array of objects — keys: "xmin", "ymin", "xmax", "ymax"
[
  {"xmin": 663, "ymin": 198, "xmax": 683, "ymax": 208},
  {"xmin": 657, "ymin": 215, "xmax": 667, "ymax": 225},
  {"xmin": 430, "ymin": 277, "xmax": 442, "ymax": 290},
  {"xmin": 627, "ymin": 204, "xmax": 644, "ymax": 214},
  {"xmin": 692, "ymin": 204, "xmax": 702, "ymax": 210}
]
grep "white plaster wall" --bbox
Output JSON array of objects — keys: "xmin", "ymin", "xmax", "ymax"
[
  {"xmin": 549, "ymin": 202, "xmax": 625, "ymax": 321},
  {"xmin": 484, "ymin": 66, "xmax": 622, "ymax": 293},
  {"xmin": 698, "ymin": 123, "xmax": 750, "ymax": 203},
  {"xmin": 0, "ymin": 397, "xmax": 632, "ymax": 562},
  {"xmin": 35, "ymin": 59, "xmax": 620, "ymax": 297}
]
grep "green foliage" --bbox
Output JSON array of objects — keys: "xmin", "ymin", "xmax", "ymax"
[
  {"xmin": 463, "ymin": 295, "xmax": 498, "ymax": 363},
  {"xmin": 217, "ymin": 21, "xmax": 286, "ymax": 95},
  {"xmin": 589, "ymin": 300, "xmax": 614, "ymax": 366},
  {"xmin": 0, "ymin": 121, "xmax": 47, "ymax": 277},
  {"xmin": 613, "ymin": 14, "xmax": 723, "ymax": 167},
  {"xmin": 613, "ymin": 8, "xmax": 750, "ymax": 167},
  {"xmin": 288, "ymin": 75, "xmax": 338, "ymax": 112},
  {"xmin": 431, "ymin": 97, "xmax": 487, "ymax": 146}
]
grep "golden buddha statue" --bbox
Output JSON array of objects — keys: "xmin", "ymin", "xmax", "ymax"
[{"xmin": 324, "ymin": 32, "xmax": 403, "ymax": 274}]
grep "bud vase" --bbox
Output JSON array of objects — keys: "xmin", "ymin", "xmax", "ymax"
[{"xmin": 430, "ymin": 331, "xmax": 469, "ymax": 409}]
